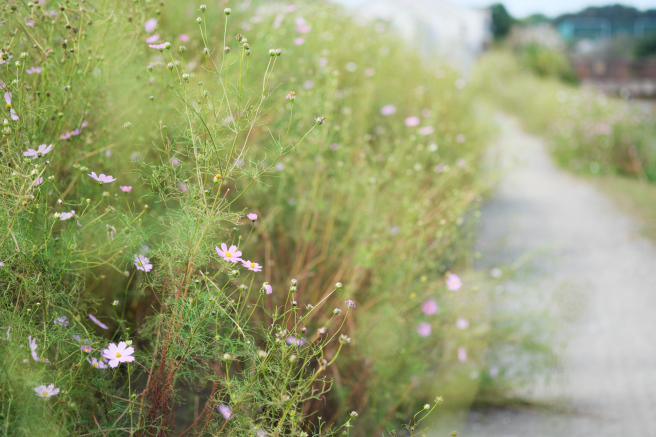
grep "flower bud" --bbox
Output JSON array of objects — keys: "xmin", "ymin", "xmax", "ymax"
[
  {"xmin": 146, "ymin": 64, "xmax": 153, "ymax": 71},
  {"xmin": 291, "ymin": 278, "xmax": 297, "ymax": 285},
  {"xmin": 350, "ymin": 411, "xmax": 358, "ymax": 418},
  {"xmin": 167, "ymin": 62, "xmax": 174, "ymax": 70},
  {"xmin": 203, "ymin": 47, "xmax": 210, "ymax": 55},
  {"xmin": 200, "ymin": 4, "xmax": 207, "ymax": 11},
  {"xmin": 224, "ymin": 8, "xmax": 231, "ymax": 14},
  {"xmin": 333, "ymin": 308, "xmax": 341, "ymax": 316},
  {"xmin": 424, "ymin": 404, "xmax": 430, "ymax": 410},
  {"xmin": 164, "ymin": 42, "xmax": 171, "ymax": 50},
  {"xmin": 179, "ymin": 46, "xmax": 187, "ymax": 52},
  {"xmin": 339, "ymin": 334, "xmax": 351, "ymax": 344},
  {"xmin": 245, "ymin": 48, "xmax": 250, "ymax": 56},
  {"xmin": 224, "ymin": 46, "xmax": 230, "ymax": 53},
  {"xmin": 316, "ymin": 117, "xmax": 326, "ymax": 125},
  {"xmin": 335, "ymin": 282, "xmax": 342, "ymax": 289},
  {"xmin": 223, "ymin": 353, "xmax": 231, "ymax": 360},
  {"xmin": 269, "ymin": 49, "xmax": 276, "ymax": 56},
  {"xmin": 124, "ymin": 122, "xmax": 132, "ymax": 129},
  {"xmin": 435, "ymin": 396, "xmax": 443, "ymax": 404},
  {"xmin": 196, "ymin": 17, "xmax": 202, "ymax": 23},
  {"xmin": 182, "ymin": 73, "xmax": 190, "ymax": 81},
  {"xmin": 20, "ymin": 52, "xmax": 27, "ymax": 59},
  {"xmin": 236, "ymin": 34, "xmax": 243, "ymax": 41},
  {"xmin": 275, "ymin": 48, "xmax": 282, "ymax": 56}
]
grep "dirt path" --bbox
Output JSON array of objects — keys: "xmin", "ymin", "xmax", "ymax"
[{"xmin": 466, "ymin": 113, "xmax": 656, "ymax": 436}]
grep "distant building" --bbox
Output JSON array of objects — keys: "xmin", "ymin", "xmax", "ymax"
[{"xmin": 353, "ymin": 0, "xmax": 492, "ymax": 72}]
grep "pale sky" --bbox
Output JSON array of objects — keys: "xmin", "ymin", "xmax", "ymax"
[{"xmin": 332, "ymin": 0, "xmax": 656, "ymax": 18}]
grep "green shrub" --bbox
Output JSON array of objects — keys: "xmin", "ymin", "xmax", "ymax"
[{"xmin": 0, "ymin": 1, "xmax": 496, "ymax": 435}]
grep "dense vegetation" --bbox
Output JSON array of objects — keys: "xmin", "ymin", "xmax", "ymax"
[{"xmin": 0, "ymin": 1, "xmax": 530, "ymax": 436}]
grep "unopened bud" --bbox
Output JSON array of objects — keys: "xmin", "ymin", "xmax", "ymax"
[
  {"xmin": 196, "ymin": 17, "xmax": 202, "ymax": 23},
  {"xmin": 224, "ymin": 8, "xmax": 231, "ymax": 15},
  {"xmin": 200, "ymin": 4, "xmax": 207, "ymax": 11}
]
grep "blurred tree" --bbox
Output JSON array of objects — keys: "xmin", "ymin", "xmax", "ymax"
[
  {"xmin": 635, "ymin": 33, "xmax": 656, "ymax": 58},
  {"xmin": 490, "ymin": 3, "xmax": 515, "ymax": 40}
]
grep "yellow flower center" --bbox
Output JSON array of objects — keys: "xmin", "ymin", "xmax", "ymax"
[
  {"xmin": 250, "ymin": 263, "xmax": 255, "ymax": 268},
  {"xmin": 42, "ymin": 391, "xmax": 48, "ymax": 396},
  {"xmin": 93, "ymin": 362, "xmax": 98, "ymax": 366},
  {"xmin": 6, "ymin": 103, "xmax": 10, "ymax": 109},
  {"xmin": 116, "ymin": 352, "xmax": 121, "ymax": 358},
  {"xmin": 225, "ymin": 252, "xmax": 232, "ymax": 257},
  {"xmin": 216, "ymin": 174, "xmax": 221, "ymax": 179}
]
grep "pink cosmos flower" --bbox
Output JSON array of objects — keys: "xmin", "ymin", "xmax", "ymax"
[
  {"xmin": 170, "ymin": 157, "xmax": 180, "ymax": 165},
  {"xmin": 261, "ymin": 283, "xmax": 272, "ymax": 295},
  {"xmin": 216, "ymin": 243, "xmax": 243, "ymax": 263},
  {"xmin": 54, "ymin": 316, "xmax": 69, "ymax": 327},
  {"xmin": 293, "ymin": 38, "xmax": 305, "ymax": 46},
  {"xmin": 286, "ymin": 336, "xmax": 306, "ymax": 346},
  {"xmin": 60, "ymin": 211, "xmax": 75, "ymax": 221},
  {"xmin": 455, "ymin": 318, "xmax": 469, "ymax": 329},
  {"xmin": 285, "ymin": 5, "xmax": 297, "ymax": 12},
  {"xmin": 102, "ymin": 341, "xmax": 135, "ymax": 368},
  {"xmin": 303, "ymin": 80, "xmax": 314, "ymax": 89},
  {"xmin": 364, "ymin": 68, "xmax": 375, "ymax": 77},
  {"xmin": 33, "ymin": 177, "xmax": 43, "ymax": 186},
  {"xmin": 177, "ymin": 181, "xmax": 188, "ymax": 192},
  {"xmin": 134, "ymin": 254, "xmax": 153, "ymax": 272},
  {"xmin": 297, "ymin": 25, "xmax": 312, "ymax": 33},
  {"xmin": 417, "ymin": 322, "xmax": 432, "ymax": 337},
  {"xmin": 419, "ymin": 126, "xmax": 434, "ymax": 136},
  {"xmin": 26, "ymin": 20, "xmax": 36, "ymax": 27},
  {"xmin": 145, "ymin": 34, "xmax": 160, "ymax": 43},
  {"xmin": 5, "ymin": 92, "xmax": 18, "ymax": 120},
  {"xmin": 345, "ymin": 300, "xmax": 355, "ymax": 308},
  {"xmin": 34, "ymin": 384, "xmax": 60, "ymax": 398},
  {"xmin": 149, "ymin": 43, "xmax": 167, "ymax": 50},
  {"xmin": 28, "ymin": 335, "xmax": 39, "ymax": 361},
  {"xmin": 457, "ymin": 346, "xmax": 467, "ymax": 362},
  {"xmin": 489, "ymin": 366, "xmax": 499, "ymax": 378},
  {"xmin": 422, "ymin": 300, "xmax": 438, "ymax": 315},
  {"xmin": 88, "ymin": 314, "xmax": 108, "ymax": 329},
  {"xmin": 242, "ymin": 260, "xmax": 262, "ymax": 272},
  {"xmin": 144, "ymin": 18, "xmax": 157, "ymax": 33},
  {"xmin": 80, "ymin": 345, "xmax": 92, "ymax": 353},
  {"xmin": 247, "ymin": 213, "xmax": 257, "ymax": 221},
  {"xmin": 26, "ymin": 66, "xmax": 42, "ymax": 75},
  {"xmin": 120, "ymin": 186, "xmax": 132, "ymax": 193},
  {"xmin": 404, "ymin": 116, "xmax": 420, "ymax": 127},
  {"xmin": 217, "ymin": 403, "xmax": 232, "ymax": 420},
  {"xmin": 87, "ymin": 357, "xmax": 107, "ymax": 369},
  {"xmin": 295, "ymin": 17, "xmax": 306, "ymax": 26},
  {"xmin": 88, "ymin": 172, "xmax": 116, "ymax": 184},
  {"xmin": 179, "ymin": 34, "xmax": 190, "ymax": 43},
  {"xmin": 380, "ymin": 104, "xmax": 397, "ymax": 116},
  {"xmin": 445, "ymin": 274, "xmax": 462, "ymax": 291},
  {"xmin": 23, "ymin": 144, "xmax": 53, "ymax": 159}
]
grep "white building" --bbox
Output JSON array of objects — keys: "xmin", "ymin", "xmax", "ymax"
[{"xmin": 351, "ymin": 0, "xmax": 492, "ymax": 72}]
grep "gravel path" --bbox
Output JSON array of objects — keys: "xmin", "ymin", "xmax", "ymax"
[{"xmin": 466, "ymin": 113, "xmax": 656, "ymax": 436}]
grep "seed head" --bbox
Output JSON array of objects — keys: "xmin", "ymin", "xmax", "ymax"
[
  {"xmin": 339, "ymin": 334, "xmax": 351, "ymax": 344},
  {"xmin": 316, "ymin": 116, "xmax": 326, "ymax": 125}
]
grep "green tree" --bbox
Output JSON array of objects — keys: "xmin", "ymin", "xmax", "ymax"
[
  {"xmin": 490, "ymin": 3, "xmax": 515, "ymax": 40},
  {"xmin": 635, "ymin": 32, "xmax": 656, "ymax": 58}
]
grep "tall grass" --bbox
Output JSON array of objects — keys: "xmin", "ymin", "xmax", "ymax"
[
  {"xmin": 0, "ymin": 1, "xmax": 496, "ymax": 435},
  {"xmin": 475, "ymin": 51, "xmax": 656, "ymax": 181}
]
